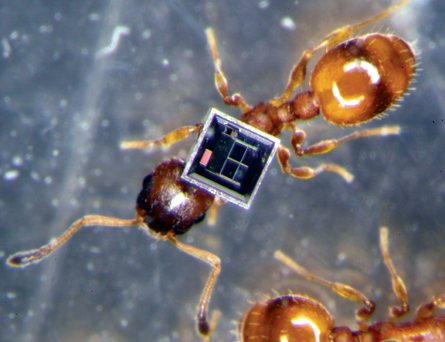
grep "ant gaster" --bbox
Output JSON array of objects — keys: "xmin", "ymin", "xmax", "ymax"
[
  {"xmin": 7, "ymin": 0, "xmax": 416, "ymax": 338},
  {"xmin": 239, "ymin": 227, "xmax": 445, "ymax": 342}
]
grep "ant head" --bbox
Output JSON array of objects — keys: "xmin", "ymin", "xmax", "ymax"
[
  {"xmin": 136, "ymin": 158, "xmax": 215, "ymax": 236},
  {"xmin": 239, "ymin": 295, "xmax": 334, "ymax": 342},
  {"xmin": 310, "ymin": 34, "xmax": 416, "ymax": 126}
]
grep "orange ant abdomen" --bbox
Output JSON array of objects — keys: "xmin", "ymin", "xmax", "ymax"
[
  {"xmin": 310, "ymin": 34, "xmax": 416, "ymax": 126},
  {"xmin": 241, "ymin": 297, "xmax": 445, "ymax": 342},
  {"xmin": 240, "ymin": 295, "xmax": 334, "ymax": 342},
  {"xmin": 239, "ymin": 228, "xmax": 445, "ymax": 342},
  {"xmin": 136, "ymin": 158, "xmax": 215, "ymax": 236}
]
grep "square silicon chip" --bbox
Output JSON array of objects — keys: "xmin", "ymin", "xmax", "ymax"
[{"xmin": 181, "ymin": 108, "xmax": 280, "ymax": 209}]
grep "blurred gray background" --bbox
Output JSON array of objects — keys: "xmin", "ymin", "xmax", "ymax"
[{"xmin": 1, "ymin": 0, "xmax": 444, "ymax": 341}]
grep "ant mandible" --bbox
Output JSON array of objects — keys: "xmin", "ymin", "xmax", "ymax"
[
  {"xmin": 239, "ymin": 227, "xmax": 445, "ymax": 342},
  {"xmin": 7, "ymin": 0, "xmax": 416, "ymax": 339}
]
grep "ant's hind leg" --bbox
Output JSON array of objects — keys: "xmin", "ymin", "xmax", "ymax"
[
  {"xmin": 120, "ymin": 123, "xmax": 202, "ymax": 150},
  {"xmin": 311, "ymin": 0, "xmax": 412, "ymax": 53},
  {"xmin": 205, "ymin": 28, "xmax": 251, "ymax": 112},
  {"xmin": 277, "ymin": 145, "xmax": 354, "ymax": 183},
  {"xmin": 7, "ymin": 216, "xmax": 139, "ymax": 267},
  {"xmin": 290, "ymin": 126, "xmax": 401, "ymax": 157}
]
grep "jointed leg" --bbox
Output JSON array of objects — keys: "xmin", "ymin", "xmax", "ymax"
[
  {"xmin": 291, "ymin": 126, "xmax": 401, "ymax": 157},
  {"xmin": 414, "ymin": 294, "xmax": 445, "ymax": 322},
  {"xmin": 273, "ymin": 0, "xmax": 412, "ymax": 106},
  {"xmin": 120, "ymin": 123, "xmax": 202, "ymax": 150},
  {"xmin": 7, "ymin": 216, "xmax": 139, "ymax": 267},
  {"xmin": 379, "ymin": 227, "xmax": 410, "ymax": 320},
  {"xmin": 274, "ymin": 250, "xmax": 375, "ymax": 331},
  {"xmin": 207, "ymin": 197, "xmax": 227, "ymax": 227},
  {"xmin": 167, "ymin": 233, "xmax": 221, "ymax": 337},
  {"xmin": 277, "ymin": 145, "xmax": 354, "ymax": 183},
  {"xmin": 312, "ymin": 0, "xmax": 411, "ymax": 52},
  {"xmin": 202, "ymin": 310, "xmax": 221, "ymax": 342},
  {"xmin": 205, "ymin": 28, "xmax": 251, "ymax": 112}
]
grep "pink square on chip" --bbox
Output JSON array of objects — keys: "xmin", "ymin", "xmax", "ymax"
[{"xmin": 200, "ymin": 149, "xmax": 212, "ymax": 166}]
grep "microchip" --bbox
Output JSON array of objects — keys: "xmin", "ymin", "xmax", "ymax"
[{"xmin": 182, "ymin": 108, "xmax": 280, "ymax": 209}]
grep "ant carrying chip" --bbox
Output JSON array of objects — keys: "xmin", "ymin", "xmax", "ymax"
[{"xmin": 182, "ymin": 108, "xmax": 280, "ymax": 209}]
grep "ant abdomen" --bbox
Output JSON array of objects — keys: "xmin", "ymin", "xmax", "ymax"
[
  {"xmin": 310, "ymin": 34, "xmax": 416, "ymax": 126},
  {"xmin": 240, "ymin": 295, "xmax": 334, "ymax": 342},
  {"xmin": 241, "ymin": 228, "xmax": 445, "ymax": 342},
  {"xmin": 136, "ymin": 158, "xmax": 215, "ymax": 236}
]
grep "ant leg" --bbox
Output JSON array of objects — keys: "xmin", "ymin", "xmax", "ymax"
[
  {"xmin": 207, "ymin": 197, "xmax": 227, "ymax": 226},
  {"xmin": 379, "ymin": 227, "xmax": 410, "ymax": 320},
  {"xmin": 205, "ymin": 28, "xmax": 251, "ymax": 112},
  {"xmin": 120, "ymin": 123, "xmax": 202, "ymax": 150},
  {"xmin": 312, "ymin": 0, "xmax": 411, "ymax": 52},
  {"xmin": 291, "ymin": 126, "xmax": 401, "ymax": 157},
  {"xmin": 167, "ymin": 233, "xmax": 221, "ymax": 338},
  {"xmin": 272, "ymin": 49, "xmax": 314, "ymax": 106},
  {"xmin": 414, "ymin": 295, "xmax": 445, "ymax": 322},
  {"xmin": 202, "ymin": 310, "xmax": 222, "ymax": 342},
  {"xmin": 277, "ymin": 145, "xmax": 354, "ymax": 183},
  {"xmin": 274, "ymin": 0, "xmax": 411, "ymax": 105},
  {"xmin": 7, "ymin": 216, "xmax": 139, "ymax": 267},
  {"xmin": 274, "ymin": 250, "xmax": 375, "ymax": 332}
]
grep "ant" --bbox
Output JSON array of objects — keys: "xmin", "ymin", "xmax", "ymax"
[
  {"xmin": 7, "ymin": 0, "xmax": 416, "ymax": 338},
  {"xmin": 122, "ymin": 0, "xmax": 415, "ymax": 184},
  {"xmin": 239, "ymin": 227, "xmax": 445, "ymax": 342}
]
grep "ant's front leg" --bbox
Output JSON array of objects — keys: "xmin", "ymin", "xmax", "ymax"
[
  {"xmin": 167, "ymin": 233, "xmax": 221, "ymax": 338},
  {"xmin": 290, "ymin": 126, "xmax": 401, "ymax": 157},
  {"xmin": 277, "ymin": 145, "xmax": 354, "ymax": 183},
  {"xmin": 205, "ymin": 28, "xmax": 251, "ymax": 113},
  {"xmin": 7, "ymin": 216, "xmax": 139, "ymax": 267},
  {"xmin": 120, "ymin": 123, "xmax": 202, "ymax": 150},
  {"xmin": 207, "ymin": 197, "xmax": 227, "ymax": 227}
]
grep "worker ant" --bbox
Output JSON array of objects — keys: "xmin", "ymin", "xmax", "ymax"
[
  {"xmin": 7, "ymin": 0, "xmax": 416, "ymax": 338},
  {"xmin": 122, "ymin": 0, "xmax": 415, "ymax": 184},
  {"xmin": 239, "ymin": 227, "xmax": 445, "ymax": 342}
]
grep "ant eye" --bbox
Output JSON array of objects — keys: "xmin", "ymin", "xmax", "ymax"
[
  {"xmin": 310, "ymin": 34, "xmax": 416, "ymax": 126},
  {"xmin": 240, "ymin": 296, "xmax": 334, "ymax": 342},
  {"xmin": 142, "ymin": 174, "xmax": 153, "ymax": 188}
]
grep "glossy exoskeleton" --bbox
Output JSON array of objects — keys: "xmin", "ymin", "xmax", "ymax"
[
  {"xmin": 136, "ymin": 158, "xmax": 214, "ymax": 236},
  {"xmin": 122, "ymin": 0, "xmax": 415, "ymax": 185},
  {"xmin": 239, "ymin": 228, "xmax": 445, "ymax": 342}
]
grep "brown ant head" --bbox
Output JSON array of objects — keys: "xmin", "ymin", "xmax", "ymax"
[{"xmin": 136, "ymin": 158, "xmax": 214, "ymax": 236}]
